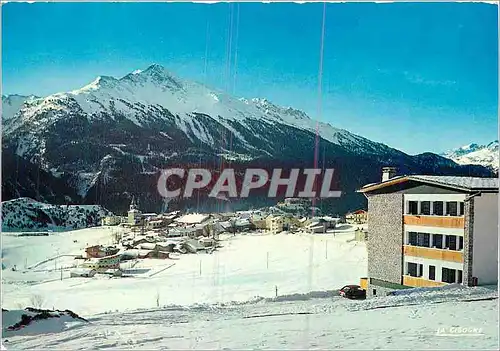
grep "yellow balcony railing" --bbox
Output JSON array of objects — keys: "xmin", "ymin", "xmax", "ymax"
[
  {"xmin": 403, "ymin": 275, "xmax": 447, "ymax": 288},
  {"xmin": 403, "ymin": 245, "xmax": 463, "ymax": 263},
  {"xmin": 404, "ymin": 215, "xmax": 464, "ymax": 229}
]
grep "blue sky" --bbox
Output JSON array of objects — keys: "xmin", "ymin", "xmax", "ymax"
[{"xmin": 2, "ymin": 2, "xmax": 498, "ymax": 155}]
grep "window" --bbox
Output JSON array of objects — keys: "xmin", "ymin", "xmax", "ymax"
[
  {"xmin": 421, "ymin": 201, "xmax": 431, "ymax": 215},
  {"xmin": 442, "ymin": 268, "xmax": 456, "ymax": 283},
  {"xmin": 408, "ymin": 232, "xmax": 418, "ymax": 246},
  {"xmin": 457, "ymin": 270, "xmax": 463, "ymax": 284},
  {"xmin": 459, "ymin": 202, "xmax": 465, "ymax": 216},
  {"xmin": 446, "ymin": 235, "xmax": 457, "ymax": 250},
  {"xmin": 429, "ymin": 265, "xmax": 436, "ymax": 280},
  {"xmin": 373, "ymin": 289, "xmax": 377, "ymax": 296},
  {"xmin": 459, "ymin": 236, "xmax": 464, "ymax": 250},
  {"xmin": 407, "ymin": 262, "xmax": 418, "ymax": 277},
  {"xmin": 408, "ymin": 201, "xmax": 418, "ymax": 215},
  {"xmin": 417, "ymin": 233, "xmax": 430, "ymax": 247},
  {"xmin": 446, "ymin": 202, "xmax": 458, "ymax": 216},
  {"xmin": 418, "ymin": 264, "xmax": 424, "ymax": 277},
  {"xmin": 433, "ymin": 201, "xmax": 444, "ymax": 216},
  {"xmin": 433, "ymin": 234, "xmax": 443, "ymax": 249}
]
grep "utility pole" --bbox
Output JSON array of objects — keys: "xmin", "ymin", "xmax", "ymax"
[
  {"xmin": 266, "ymin": 252, "xmax": 269, "ymax": 269},
  {"xmin": 325, "ymin": 241, "xmax": 328, "ymax": 259},
  {"xmin": 199, "ymin": 260, "xmax": 202, "ymax": 276}
]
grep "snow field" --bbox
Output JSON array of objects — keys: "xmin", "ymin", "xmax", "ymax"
[
  {"xmin": 3, "ymin": 292, "xmax": 498, "ymax": 350},
  {"xmin": 2, "ymin": 227, "xmax": 366, "ymax": 316},
  {"xmin": 2, "ymin": 225, "xmax": 498, "ymax": 350}
]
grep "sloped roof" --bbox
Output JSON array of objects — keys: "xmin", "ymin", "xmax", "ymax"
[
  {"xmin": 410, "ymin": 176, "xmax": 498, "ymax": 191},
  {"xmin": 358, "ymin": 175, "xmax": 498, "ymax": 193}
]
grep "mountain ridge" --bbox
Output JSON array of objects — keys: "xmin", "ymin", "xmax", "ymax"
[
  {"xmin": 2, "ymin": 64, "xmax": 413, "ymax": 159},
  {"xmin": 441, "ymin": 140, "xmax": 499, "ymax": 171},
  {"xmin": 2, "ymin": 64, "xmax": 494, "ymax": 214}
]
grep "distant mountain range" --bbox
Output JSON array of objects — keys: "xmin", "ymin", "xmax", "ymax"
[
  {"xmin": 442, "ymin": 141, "xmax": 499, "ymax": 172},
  {"xmin": 1, "ymin": 64, "xmax": 494, "ymax": 215}
]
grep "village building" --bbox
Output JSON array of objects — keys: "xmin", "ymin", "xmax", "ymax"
[
  {"xmin": 358, "ymin": 167, "xmax": 498, "ymax": 297},
  {"xmin": 306, "ymin": 216, "xmax": 338, "ymax": 233},
  {"xmin": 198, "ymin": 237, "xmax": 216, "ymax": 248},
  {"xmin": 82, "ymin": 254, "xmax": 121, "ymax": 271},
  {"xmin": 101, "ymin": 216, "xmax": 123, "ymax": 226},
  {"xmin": 147, "ymin": 219, "xmax": 165, "ymax": 230},
  {"xmin": 266, "ymin": 215, "xmax": 284, "ymax": 234},
  {"xmin": 346, "ymin": 209, "xmax": 368, "ymax": 224},
  {"xmin": 284, "ymin": 198, "xmax": 311, "ymax": 206},
  {"xmin": 251, "ymin": 214, "xmax": 268, "ymax": 230},
  {"xmin": 127, "ymin": 196, "xmax": 142, "ymax": 225},
  {"xmin": 175, "ymin": 213, "xmax": 211, "ymax": 225},
  {"xmin": 297, "ymin": 217, "xmax": 311, "ymax": 228},
  {"xmin": 307, "ymin": 221, "xmax": 327, "ymax": 233},
  {"xmin": 144, "ymin": 250, "xmax": 170, "ymax": 259},
  {"xmin": 85, "ymin": 245, "xmax": 120, "ymax": 259}
]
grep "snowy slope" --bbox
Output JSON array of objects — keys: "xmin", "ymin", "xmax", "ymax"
[
  {"xmin": 442, "ymin": 141, "xmax": 499, "ymax": 171},
  {"xmin": 2, "ymin": 308, "xmax": 88, "ymax": 338},
  {"xmin": 2, "ymin": 288, "xmax": 498, "ymax": 350},
  {"xmin": 1, "ymin": 197, "xmax": 113, "ymax": 232},
  {"xmin": 2, "ymin": 225, "xmax": 498, "ymax": 349}
]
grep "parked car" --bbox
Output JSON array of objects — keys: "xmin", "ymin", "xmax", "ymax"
[{"xmin": 339, "ymin": 285, "xmax": 366, "ymax": 300}]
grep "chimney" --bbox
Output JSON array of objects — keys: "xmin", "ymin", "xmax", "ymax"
[{"xmin": 382, "ymin": 167, "xmax": 397, "ymax": 182}]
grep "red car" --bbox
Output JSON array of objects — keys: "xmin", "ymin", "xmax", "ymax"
[{"xmin": 340, "ymin": 285, "xmax": 366, "ymax": 300}]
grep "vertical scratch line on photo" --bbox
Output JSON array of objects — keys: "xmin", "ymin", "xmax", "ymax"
[{"xmin": 305, "ymin": 2, "xmax": 327, "ymax": 348}]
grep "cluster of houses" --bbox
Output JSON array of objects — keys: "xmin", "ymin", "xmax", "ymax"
[
  {"xmin": 101, "ymin": 197, "xmax": 347, "ymax": 236},
  {"xmin": 74, "ymin": 196, "xmax": 371, "ymax": 279}
]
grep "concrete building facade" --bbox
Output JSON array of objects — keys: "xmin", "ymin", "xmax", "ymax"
[{"xmin": 359, "ymin": 169, "xmax": 498, "ymax": 297}]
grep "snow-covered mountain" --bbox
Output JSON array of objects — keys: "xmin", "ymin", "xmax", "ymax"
[
  {"xmin": 2, "ymin": 94, "xmax": 39, "ymax": 122},
  {"xmin": 442, "ymin": 141, "xmax": 499, "ymax": 172},
  {"xmin": 2, "ymin": 64, "xmax": 494, "ymax": 214},
  {"xmin": 3, "ymin": 64, "xmax": 400, "ymax": 160}
]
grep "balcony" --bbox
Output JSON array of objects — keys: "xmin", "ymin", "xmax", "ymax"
[
  {"xmin": 403, "ymin": 215, "xmax": 464, "ymax": 229},
  {"xmin": 402, "ymin": 275, "xmax": 447, "ymax": 288},
  {"xmin": 403, "ymin": 245, "xmax": 463, "ymax": 263}
]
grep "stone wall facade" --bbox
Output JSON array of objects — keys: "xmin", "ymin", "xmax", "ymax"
[
  {"xmin": 367, "ymin": 192, "xmax": 404, "ymax": 284},
  {"xmin": 463, "ymin": 197, "xmax": 475, "ymax": 286}
]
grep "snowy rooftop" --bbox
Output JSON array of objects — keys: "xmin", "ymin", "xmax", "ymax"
[
  {"xmin": 175, "ymin": 213, "xmax": 210, "ymax": 224},
  {"xmin": 410, "ymin": 175, "xmax": 499, "ymax": 191},
  {"xmin": 360, "ymin": 175, "xmax": 499, "ymax": 193}
]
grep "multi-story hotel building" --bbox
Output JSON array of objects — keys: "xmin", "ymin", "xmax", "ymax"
[{"xmin": 358, "ymin": 168, "xmax": 498, "ymax": 297}]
